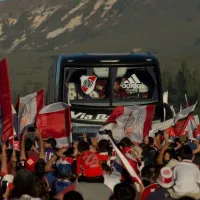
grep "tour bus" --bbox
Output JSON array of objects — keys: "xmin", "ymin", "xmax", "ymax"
[{"xmin": 47, "ymin": 53, "xmax": 163, "ymax": 140}]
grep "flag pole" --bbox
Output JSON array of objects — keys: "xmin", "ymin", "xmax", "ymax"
[
  {"xmin": 163, "ymin": 91, "xmax": 168, "ymax": 122},
  {"xmin": 67, "ymin": 85, "xmax": 73, "ymax": 145},
  {"xmin": 185, "ymin": 94, "xmax": 189, "ymax": 108},
  {"xmin": 109, "ymin": 67, "xmax": 113, "ymax": 107}
]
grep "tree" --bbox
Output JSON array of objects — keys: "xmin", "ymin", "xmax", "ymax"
[{"xmin": 173, "ymin": 61, "xmax": 192, "ymax": 108}]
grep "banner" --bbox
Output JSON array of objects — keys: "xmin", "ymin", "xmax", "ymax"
[
  {"xmin": 0, "ymin": 58, "xmax": 13, "ymax": 142},
  {"xmin": 17, "ymin": 90, "xmax": 44, "ymax": 135},
  {"xmin": 150, "ymin": 102, "xmax": 198, "ymax": 137},
  {"xmin": 103, "ymin": 105, "xmax": 155, "ymax": 143},
  {"xmin": 109, "ymin": 137, "xmax": 142, "ymax": 192},
  {"xmin": 174, "ymin": 101, "xmax": 197, "ymax": 124},
  {"xmin": 36, "ymin": 102, "xmax": 72, "ymax": 148}
]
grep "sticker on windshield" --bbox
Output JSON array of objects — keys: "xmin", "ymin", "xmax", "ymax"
[
  {"xmin": 80, "ymin": 75, "xmax": 97, "ymax": 95},
  {"xmin": 120, "ymin": 74, "xmax": 148, "ymax": 93}
]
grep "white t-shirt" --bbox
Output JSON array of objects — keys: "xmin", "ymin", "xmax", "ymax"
[
  {"xmin": 103, "ymin": 172, "xmax": 121, "ymax": 191},
  {"xmin": 173, "ymin": 160, "xmax": 200, "ymax": 195},
  {"xmin": 18, "ymin": 195, "xmax": 42, "ymax": 200}
]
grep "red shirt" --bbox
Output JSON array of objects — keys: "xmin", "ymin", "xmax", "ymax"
[
  {"xmin": 77, "ymin": 151, "xmax": 107, "ymax": 177},
  {"xmin": 165, "ymin": 127, "xmax": 176, "ymax": 137}
]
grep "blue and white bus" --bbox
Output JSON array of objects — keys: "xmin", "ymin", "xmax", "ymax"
[{"xmin": 47, "ymin": 53, "xmax": 163, "ymax": 139}]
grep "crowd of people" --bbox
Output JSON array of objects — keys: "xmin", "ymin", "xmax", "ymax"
[{"xmin": 0, "ymin": 126, "xmax": 200, "ymax": 200}]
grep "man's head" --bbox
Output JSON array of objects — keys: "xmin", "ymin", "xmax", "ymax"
[
  {"xmin": 114, "ymin": 81, "xmax": 120, "ymax": 91},
  {"xmin": 34, "ymin": 159, "xmax": 46, "ymax": 178},
  {"xmin": 101, "ymin": 163, "xmax": 112, "ymax": 175},
  {"xmin": 119, "ymin": 137, "xmax": 133, "ymax": 149},
  {"xmin": 77, "ymin": 141, "xmax": 90, "ymax": 154},
  {"xmin": 113, "ymin": 183, "xmax": 136, "ymax": 200},
  {"xmin": 43, "ymin": 138, "xmax": 57, "ymax": 149},
  {"xmin": 178, "ymin": 145, "xmax": 193, "ymax": 161},
  {"xmin": 63, "ymin": 191, "xmax": 84, "ymax": 200},
  {"xmin": 121, "ymin": 77, "xmax": 126, "ymax": 83}
]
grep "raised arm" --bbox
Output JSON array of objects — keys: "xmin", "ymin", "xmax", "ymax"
[
  {"xmin": 1, "ymin": 143, "xmax": 8, "ymax": 174},
  {"xmin": 157, "ymin": 144, "xmax": 169, "ymax": 165},
  {"xmin": 45, "ymin": 147, "xmax": 67, "ymax": 172},
  {"xmin": 10, "ymin": 150, "xmax": 17, "ymax": 175},
  {"xmin": 35, "ymin": 128, "xmax": 45, "ymax": 160},
  {"xmin": 20, "ymin": 128, "xmax": 28, "ymax": 161}
]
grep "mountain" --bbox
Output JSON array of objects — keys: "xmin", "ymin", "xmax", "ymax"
[{"xmin": 0, "ymin": 0, "xmax": 200, "ymax": 104}]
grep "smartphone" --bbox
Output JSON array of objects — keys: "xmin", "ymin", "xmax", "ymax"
[
  {"xmin": 1, "ymin": 181, "xmax": 8, "ymax": 194},
  {"xmin": 13, "ymin": 141, "xmax": 20, "ymax": 151}
]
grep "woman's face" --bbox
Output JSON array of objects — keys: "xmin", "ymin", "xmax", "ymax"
[
  {"xmin": 164, "ymin": 152, "xmax": 170, "ymax": 162},
  {"xmin": 43, "ymin": 141, "xmax": 50, "ymax": 148}
]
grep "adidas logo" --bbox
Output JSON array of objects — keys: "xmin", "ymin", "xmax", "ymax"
[{"xmin": 120, "ymin": 74, "xmax": 148, "ymax": 92}]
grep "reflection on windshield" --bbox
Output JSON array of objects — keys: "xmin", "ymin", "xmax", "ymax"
[{"xmin": 64, "ymin": 66, "xmax": 158, "ymax": 102}]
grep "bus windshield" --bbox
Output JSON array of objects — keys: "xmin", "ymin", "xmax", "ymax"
[{"xmin": 64, "ymin": 65, "xmax": 158, "ymax": 106}]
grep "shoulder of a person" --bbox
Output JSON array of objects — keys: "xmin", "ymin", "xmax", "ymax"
[
  {"xmin": 145, "ymin": 183, "xmax": 159, "ymax": 190},
  {"xmin": 142, "ymin": 183, "xmax": 159, "ymax": 194},
  {"xmin": 175, "ymin": 160, "xmax": 199, "ymax": 170},
  {"xmin": 111, "ymin": 171, "xmax": 121, "ymax": 177},
  {"xmin": 181, "ymin": 160, "xmax": 199, "ymax": 167},
  {"xmin": 46, "ymin": 171, "xmax": 57, "ymax": 179},
  {"xmin": 54, "ymin": 182, "xmax": 77, "ymax": 199},
  {"xmin": 146, "ymin": 187, "xmax": 170, "ymax": 200},
  {"xmin": 76, "ymin": 182, "xmax": 112, "ymax": 193},
  {"xmin": 104, "ymin": 173, "xmax": 120, "ymax": 180}
]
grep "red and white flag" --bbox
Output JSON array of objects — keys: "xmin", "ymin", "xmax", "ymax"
[
  {"xmin": 17, "ymin": 90, "xmax": 44, "ymax": 134},
  {"xmin": 185, "ymin": 94, "xmax": 189, "ymax": 108},
  {"xmin": 36, "ymin": 102, "xmax": 72, "ymax": 148},
  {"xmin": 177, "ymin": 115, "xmax": 198, "ymax": 139},
  {"xmin": 0, "ymin": 106, "xmax": 3, "ymax": 140},
  {"xmin": 0, "ymin": 58, "xmax": 13, "ymax": 142},
  {"xmin": 102, "ymin": 105, "xmax": 155, "ymax": 143},
  {"xmin": 12, "ymin": 105, "xmax": 18, "ymax": 136},
  {"xmin": 109, "ymin": 137, "xmax": 142, "ymax": 192},
  {"xmin": 80, "ymin": 75, "xmax": 97, "ymax": 94},
  {"xmin": 174, "ymin": 101, "xmax": 197, "ymax": 123},
  {"xmin": 150, "ymin": 102, "xmax": 198, "ymax": 137}
]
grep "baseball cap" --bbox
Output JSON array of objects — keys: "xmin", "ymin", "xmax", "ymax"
[{"xmin": 25, "ymin": 156, "xmax": 37, "ymax": 172}]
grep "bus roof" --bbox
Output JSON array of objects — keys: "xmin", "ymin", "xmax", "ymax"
[{"xmin": 57, "ymin": 52, "xmax": 159, "ymax": 65}]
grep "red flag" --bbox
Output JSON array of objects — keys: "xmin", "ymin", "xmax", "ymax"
[
  {"xmin": 0, "ymin": 58, "xmax": 13, "ymax": 142},
  {"xmin": 174, "ymin": 120, "xmax": 186, "ymax": 136},
  {"xmin": 178, "ymin": 115, "xmax": 197, "ymax": 138},
  {"xmin": 17, "ymin": 90, "xmax": 44, "ymax": 135},
  {"xmin": 36, "ymin": 102, "xmax": 72, "ymax": 148}
]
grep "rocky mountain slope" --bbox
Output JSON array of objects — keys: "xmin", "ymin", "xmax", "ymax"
[{"xmin": 0, "ymin": 0, "xmax": 200, "ymax": 103}]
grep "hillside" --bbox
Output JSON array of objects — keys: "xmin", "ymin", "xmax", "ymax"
[{"xmin": 0, "ymin": 0, "xmax": 200, "ymax": 109}]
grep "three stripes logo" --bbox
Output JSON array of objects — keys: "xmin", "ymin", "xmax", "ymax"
[{"xmin": 120, "ymin": 74, "xmax": 147, "ymax": 92}]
